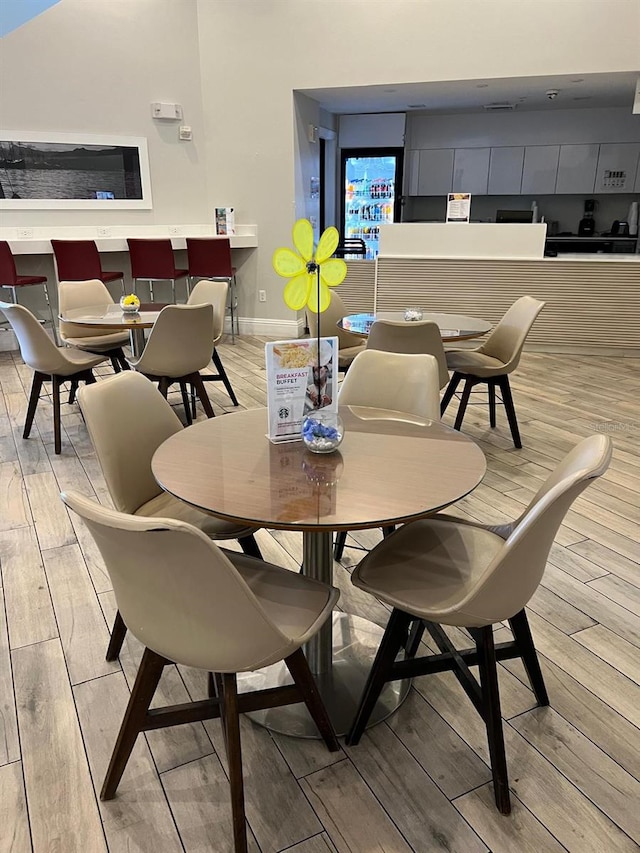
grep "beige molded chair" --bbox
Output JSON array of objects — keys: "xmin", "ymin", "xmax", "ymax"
[
  {"xmin": 307, "ymin": 290, "xmax": 365, "ymax": 371},
  {"xmin": 334, "ymin": 349, "xmax": 440, "ymax": 561},
  {"xmin": 441, "ymin": 296, "xmax": 545, "ymax": 448},
  {"xmin": 58, "ymin": 279, "xmax": 129, "ymax": 372},
  {"xmin": 0, "ymin": 301, "xmax": 107, "ymax": 454},
  {"xmin": 187, "ymin": 279, "xmax": 239, "ymax": 406},
  {"xmin": 77, "ymin": 371, "xmax": 264, "ymax": 662},
  {"xmin": 61, "ymin": 490, "xmax": 340, "ymax": 853},
  {"xmin": 346, "ymin": 434, "xmax": 612, "ymax": 815},
  {"xmin": 366, "ymin": 318, "xmax": 449, "ymax": 389},
  {"xmin": 128, "ymin": 303, "xmax": 215, "ymax": 422}
]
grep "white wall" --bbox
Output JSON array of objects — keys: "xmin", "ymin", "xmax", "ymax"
[
  {"xmin": 0, "ymin": 0, "xmax": 209, "ymax": 228},
  {"xmin": 339, "ymin": 114, "xmax": 406, "ymax": 149}
]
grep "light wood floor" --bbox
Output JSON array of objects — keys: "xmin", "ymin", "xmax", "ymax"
[{"xmin": 1, "ymin": 338, "xmax": 639, "ymax": 853}]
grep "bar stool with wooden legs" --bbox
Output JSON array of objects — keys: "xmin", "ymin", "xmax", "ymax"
[
  {"xmin": 61, "ymin": 490, "xmax": 340, "ymax": 853},
  {"xmin": 345, "ymin": 434, "xmax": 612, "ymax": 814}
]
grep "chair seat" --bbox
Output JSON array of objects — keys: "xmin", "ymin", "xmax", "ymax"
[
  {"xmin": 338, "ymin": 342, "xmax": 366, "ymax": 369},
  {"xmin": 136, "ymin": 269, "xmax": 188, "ymax": 280},
  {"xmin": 55, "ymin": 347, "xmax": 109, "ymax": 376},
  {"xmin": 136, "ymin": 490, "xmax": 256, "ymax": 540},
  {"xmin": 61, "ymin": 331, "xmax": 130, "ymax": 350},
  {"xmin": 226, "ymin": 551, "xmax": 339, "ymax": 650},
  {"xmin": 445, "ymin": 349, "xmax": 506, "ymax": 377},
  {"xmin": 351, "ymin": 518, "xmax": 504, "ymax": 626},
  {"xmin": 101, "ymin": 271, "xmax": 125, "ymax": 284},
  {"xmin": 10, "ymin": 275, "xmax": 48, "ymax": 286}
]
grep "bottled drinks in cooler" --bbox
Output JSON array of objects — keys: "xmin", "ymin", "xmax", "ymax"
[{"xmin": 342, "ymin": 150, "xmax": 403, "ymax": 259}]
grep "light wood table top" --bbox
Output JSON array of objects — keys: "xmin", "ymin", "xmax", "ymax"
[
  {"xmin": 152, "ymin": 406, "xmax": 486, "ymax": 532},
  {"xmin": 59, "ymin": 302, "xmax": 166, "ymax": 330},
  {"xmin": 338, "ymin": 311, "xmax": 492, "ymax": 342}
]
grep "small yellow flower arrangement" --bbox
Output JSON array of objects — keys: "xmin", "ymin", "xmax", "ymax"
[{"xmin": 119, "ymin": 293, "xmax": 140, "ymax": 313}]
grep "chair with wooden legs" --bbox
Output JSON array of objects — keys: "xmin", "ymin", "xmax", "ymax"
[
  {"xmin": 333, "ymin": 348, "xmax": 441, "ymax": 562},
  {"xmin": 127, "ymin": 303, "xmax": 215, "ymax": 423},
  {"xmin": 58, "ymin": 279, "xmax": 129, "ymax": 373},
  {"xmin": 307, "ymin": 290, "xmax": 365, "ymax": 372},
  {"xmin": 0, "ymin": 301, "xmax": 107, "ymax": 454},
  {"xmin": 345, "ymin": 434, "xmax": 612, "ymax": 814},
  {"xmin": 60, "ymin": 490, "xmax": 340, "ymax": 853},
  {"xmin": 77, "ymin": 370, "xmax": 264, "ymax": 662},
  {"xmin": 440, "ymin": 296, "xmax": 545, "ymax": 448},
  {"xmin": 366, "ymin": 318, "xmax": 450, "ymax": 388},
  {"xmin": 187, "ymin": 279, "xmax": 239, "ymax": 406}
]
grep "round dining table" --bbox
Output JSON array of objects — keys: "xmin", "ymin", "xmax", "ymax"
[
  {"xmin": 338, "ymin": 311, "xmax": 492, "ymax": 342},
  {"xmin": 152, "ymin": 405, "xmax": 486, "ymax": 737},
  {"xmin": 59, "ymin": 302, "xmax": 166, "ymax": 357}
]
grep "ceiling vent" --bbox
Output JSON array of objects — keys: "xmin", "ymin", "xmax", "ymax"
[{"xmin": 483, "ymin": 102, "xmax": 517, "ymax": 112}]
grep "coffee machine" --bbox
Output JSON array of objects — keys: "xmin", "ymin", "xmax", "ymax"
[{"xmin": 578, "ymin": 199, "xmax": 596, "ymax": 237}]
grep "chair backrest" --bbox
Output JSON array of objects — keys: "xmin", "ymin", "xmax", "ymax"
[
  {"xmin": 307, "ymin": 290, "xmax": 363, "ymax": 351},
  {"xmin": 338, "ymin": 349, "xmax": 440, "ymax": 421},
  {"xmin": 132, "ymin": 303, "xmax": 214, "ymax": 377},
  {"xmin": 61, "ymin": 489, "xmax": 305, "ymax": 672},
  {"xmin": 0, "ymin": 241, "xmax": 19, "ymax": 285},
  {"xmin": 478, "ymin": 296, "xmax": 545, "ymax": 372},
  {"xmin": 127, "ymin": 238, "xmax": 178, "ymax": 279},
  {"xmin": 58, "ymin": 278, "xmax": 115, "ymax": 341},
  {"xmin": 366, "ymin": 319, "xmax": 449, "ymax": 388},
  {"xmin": 51, "ymin": 240, "xmax": 103, "ymax": 281},
  {"xmin": 187, "ymin": 278, "xmax": 228, "ymax": 344},
  {"xmin": 77, "ymin": 371, "xmax": 183, "ymax": 514},
  {"xmin": 186, "ymin": 237, "xmax": 233, "ymax": 279},
  {"xmin": 0, "ymin": 301, "xmax": 70, "ymax": 374},
  {"xmin": 453, "ymin": 434, "xmax": 612, "ymax": 626}
]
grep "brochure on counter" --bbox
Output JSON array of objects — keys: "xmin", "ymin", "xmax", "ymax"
[
  {"xmin": 446, "ymin": 193, "xmax": 471, "ymax": 223},
  {"xmin": 265, "ymin": 337, "xmax": 338, "ymax": 443}
]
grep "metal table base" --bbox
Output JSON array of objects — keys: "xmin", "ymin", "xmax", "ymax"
[{"xmin": 242, "ymin": 530, "xmax": 410, "ymax": 738}]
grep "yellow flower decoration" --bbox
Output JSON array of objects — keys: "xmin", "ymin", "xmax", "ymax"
[
  {"xmin": 121, "ymin": 293, "xmax": 140, "ymax": 307},
  {"xmin": 273, "ymin": 219, "xmax": 347, "ymax": 313}
]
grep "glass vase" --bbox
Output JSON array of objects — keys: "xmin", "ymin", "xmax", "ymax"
[{"xmin": 301, "ymin": 411, "xmax": 344, "ymax": 454}]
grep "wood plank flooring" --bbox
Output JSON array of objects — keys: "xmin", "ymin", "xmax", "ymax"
[{"xmin": 0, "ymin": 339, "xmax": 638, "ymax": 853}]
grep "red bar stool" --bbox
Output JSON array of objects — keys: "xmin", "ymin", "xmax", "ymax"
[
  {"xmin": 0, "ymin": 240, "xmax": 58, "ymax": 343},
  {"xmin": 51, "ymin": 240, "xmax": 125, "ymax": 295},
  {"xmin": 186, "ymin": 237, "xmax": 238, "ymax": 342},
  {"xmin": 127, "ymin": 238, "xmax": 188, "ymax": 303}
]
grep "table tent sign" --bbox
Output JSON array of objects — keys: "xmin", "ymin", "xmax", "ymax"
[
  {"xmin": 446, "ymin": 193, "xmax": 471, "ymax": 223},
  {"xmin": 265, "ymin": 337, "xmax": 338, "ymax": 442}
]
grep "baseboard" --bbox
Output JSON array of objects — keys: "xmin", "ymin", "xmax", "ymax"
[{"xmin": 225, "ymin": 316, "xmax": 305, "ymax": 339}]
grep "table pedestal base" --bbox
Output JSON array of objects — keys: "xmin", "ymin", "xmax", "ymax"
[{"xmin": 240, "ymin": 612, "xmax": 410, "ymax": 738}]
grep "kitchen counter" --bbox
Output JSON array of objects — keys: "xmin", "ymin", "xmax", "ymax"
[{"xmin": 543, "ymin": 253, "xmax": 639, "ymax": 261}]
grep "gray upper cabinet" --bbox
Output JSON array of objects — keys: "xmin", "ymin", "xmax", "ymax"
[
  {"xmin": 594, "ymin": 143, "xmax": 640, "ymax": 194},
  {"xmin": 635, "ymin": 155, "xmax": 640, "ymax": 193},
  {"xmin": 416, "ymin": 149, "xmax": 454, "ymax": 196},
  {"xmin": 521, "ymin": 145, "xmax": 560, "ymax": 195},
  {"xmin": 555, "ymin": 144, "xmax": 599, "ymax": 194},
  {"xmin": 452, "ymin": 147, "xmax": 490, "ymax": 194},
  {"xmin": 488, "ymin": 146, "xmax": 524, "ymax": 194}
]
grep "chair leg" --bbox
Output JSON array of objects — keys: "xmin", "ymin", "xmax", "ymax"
[
  {"xmin": 42, "ymin": 282, "xmax": 59, "ymax": 345},
  {"xmin": 170, "ymin": 279, "xmax": 176, "ymax": 305},
  {"xmin": 508, "ymin": 609, "xmax": 549, "ymax": 706},
  {"xmin": 440, "ymin": 371, "xmax": 463, "ymax": 416},
  {"xmin": 52, "ymin": 375, "xmax": 62, "ymax": 454},
  {"xmin": 101, "ymin": 647, "xmax": 166, "ymax": 800},
  {"xmin": 191, "ymin": 373, "xmax": 215, "ymax": 418},
  {"xmin": 334, "ymin": 531, "xmax": 347, "ymax": 562},
  {"xmin": 472, "ymin": 626, "xmax": 511, "ymax": 815},
  {"xmin": 110, "ymin": 356, "xmax": 122, "ymax": 374},
  {"xmin": 179, "ymin": 381, "xmax": 193, "ymax": 426},
  {"xmin": 239, "ymin": 534, "xmax": 262, "ymax": 559},
  {"xmin": 498, "ymin": 375, "xmax": 522, "ymax": 449},
  {"xmin": 346, "ymin": 608, "xmax": 412, "ymax": 746},
  {"xmin": 453, "ymin": 376, "xmax": 474, "ymax": 432},
  {"xmin": 212, "ymin": 349, "xmax": 239, "ymax": 406},
  {"xmin": 23, "ymin": 372, "xmax": 45, "ymax": 439},
  {"xmin": 221, "ymin": 673, "xmax": 248, "ymax": 853},
  {"xmin": 284, "ymin": 648, "xmax": 340, "ymax": 752},
  {"xmin": 405, "ymin": 619, "xmax": 425, "ymax": 658},
  {"xmin": 114, "ymin": 348, "xmax": 130, "ymax": 371},
  {"xmin": 106, "ymin": 610, "xmax": 127, "ymax": 662},
  {"xmin": 157, "ymin": 377, "xmax": 170, "ymax": 399},
  {"xmin": 488, "ymin": 380, "xmax": 497, "ymax": 428}
]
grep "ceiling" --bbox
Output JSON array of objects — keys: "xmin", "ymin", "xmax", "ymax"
[{"xmin": 299, "ymin": 71, "xmax": 640, "ymax": 116}]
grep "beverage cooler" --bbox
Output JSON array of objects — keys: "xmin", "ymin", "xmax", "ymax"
[{"xmin": 341, "ymin": 148, "xmax": 404, "ymax": 259}]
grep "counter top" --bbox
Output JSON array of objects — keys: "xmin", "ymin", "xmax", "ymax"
[
  {"xmin": 542, "ymin": 253, "xmax": 639, "ymax": 262},
  {"xmin": 0, "ymin": 224, "xmax": 258, "ymax": 253}
]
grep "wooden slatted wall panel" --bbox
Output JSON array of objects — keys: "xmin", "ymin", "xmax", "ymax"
[
  {"xmin": 340, "ymin": 260, "xmax": 376, "ymax": 312},
  {"xmin": 375, "ymin": 258, "xmax": 640, "ymax": 351}
]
